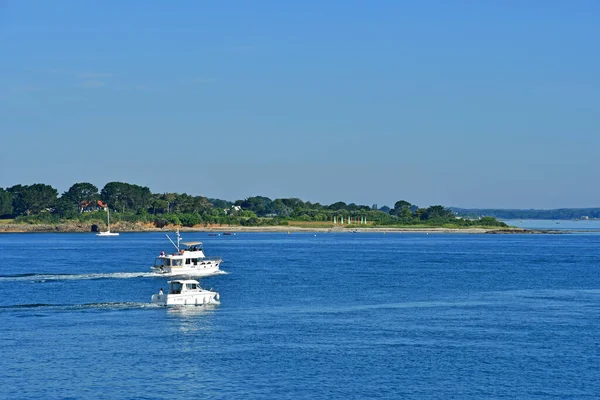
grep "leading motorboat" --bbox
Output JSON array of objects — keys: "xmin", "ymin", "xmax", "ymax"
[
  {"xmin": 150, "ymin": 230, "xmax": 223, "ymax": 276},
  {"xmin": 151, "ymin": 279, "xmax": 220, "ymax": 306}
]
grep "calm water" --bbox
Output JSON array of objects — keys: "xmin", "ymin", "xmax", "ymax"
[
  {"xmin": 503, "ymin": 218, "xmax": 600, "ymax": 231},
  {"xmin": 1, "ymin": 231, "xmax": 599, "ymax": 399}
]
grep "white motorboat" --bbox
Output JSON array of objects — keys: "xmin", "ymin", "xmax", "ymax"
[
  {"xmin": 151, "ymin": 279, "xmax": 220, "ymax": 306},
  {"xmin": 150, "ymin": 230, "xmax": 222, "ymax": 276},
  {"xmin": 96, "ymin": 208, "xmax": 119, "ymax": 236}
]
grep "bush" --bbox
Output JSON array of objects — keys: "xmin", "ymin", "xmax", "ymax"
[
  {"xmin": 179, "ymin": 213, "xmax": 202, "ymax": 227},
  {"xmin": 153, "ymin": 217, "xmax": 169, "ymax": 228}
]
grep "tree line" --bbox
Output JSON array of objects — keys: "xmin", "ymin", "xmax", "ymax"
[
  {"xmin": 451, "ymin": 207, "xmax": 600, "ymax": 220},
  {"xmin": 0, "ymin": 182, "xmax": 506, "ymax": 228}
]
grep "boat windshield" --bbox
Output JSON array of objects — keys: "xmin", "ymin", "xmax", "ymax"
[
  {"xmin": 154, "ymin": 258, "xmax": 170, "ymax": 267},
  {"xmin": 170, "ymin": 282, "xmax": 183, "ymax": 294}
]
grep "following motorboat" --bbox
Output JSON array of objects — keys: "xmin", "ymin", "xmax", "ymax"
[
  {"xmin": 151, "ymin": 279, "xmax": 220, "ymax": 306},
  {"xmin": 150, "ymin": 230, "xmax": 222, "ymax": 276}
]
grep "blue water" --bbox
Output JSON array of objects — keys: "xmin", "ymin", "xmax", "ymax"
[
  {"xmin": 1, "ymin": 232, "xmax": 599, "ymax": 399},
  {"xmin": 503, "ymin": 218, "xmax": 600, "ymax": 231}
]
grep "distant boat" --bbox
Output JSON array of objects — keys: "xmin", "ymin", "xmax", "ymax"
[
  {"xmin": 96, "ymin": 208, "xmax": 119, "ymax": 236},
  {"xmin": 223, "ymin": 232, "xmax": 234, "ymax": 236}
]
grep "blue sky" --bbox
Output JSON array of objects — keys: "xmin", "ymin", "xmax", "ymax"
[{"xmin": 1, "ymin": 1, "xmax": 598, "ymax": 209}]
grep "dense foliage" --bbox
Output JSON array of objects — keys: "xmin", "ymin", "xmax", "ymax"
[
  {"xmin": 452, "ymin": 207, "xmax": 600, "ymax": 220},
  {"xmin": 0, "ymin": 182, "xmax": 507, "ymax": 228}
]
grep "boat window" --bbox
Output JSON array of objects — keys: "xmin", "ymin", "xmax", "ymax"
[
  {"xmin": 186, "ymin": 283, "xmax": 197, "ymax": 290},
  {"xmin": 172, "ymin": 259, "xmax": 182, "ymax": 266},
  {"xmin": 192, "ymin": 258, "xmax": 198, "ymax": 265},
  {"xmin": 170, "ymin": 282, "xmax": 183, "ymax": 294},
  {"xmin": 154, "ymin": 258, "xmax": 171, "ymax": 267},
  {"xmin": 185, "ymin": 258, "xmax": 191, "ymax": 265}
]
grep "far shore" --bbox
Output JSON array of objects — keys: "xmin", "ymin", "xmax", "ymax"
[{"xmin": 0, "ymin": 222, "xmax": 557, "ymax": 234}]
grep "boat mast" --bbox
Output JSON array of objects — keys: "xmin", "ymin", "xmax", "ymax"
[{"xmin": 166, "ymin": 229, "xmax": 181, "ymax": 252}]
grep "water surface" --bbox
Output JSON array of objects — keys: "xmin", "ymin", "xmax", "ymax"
[{"xmin": 1, "ymin": 232, "xmax": 599, "ymax": 399}]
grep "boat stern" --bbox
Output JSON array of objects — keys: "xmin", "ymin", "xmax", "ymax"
[
  {"xmin": 150, "ymin": 266, "xmax": 169, "ymax": 274},
  {"xmin": 151, "ymin": 292, "xmax": 167, "ymax": 306}
]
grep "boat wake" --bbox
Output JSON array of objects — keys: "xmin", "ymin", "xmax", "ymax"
[
  {"xmin": 0, "ymin": 272, "xmax": 160, "ymax": 282},
  {"xmin": 0, "ymin": 269, "xmax": 229, "ymax": 283},
  {"xmin": 0, "ymin": 302, "xmax": 161, "ymax": 311}
]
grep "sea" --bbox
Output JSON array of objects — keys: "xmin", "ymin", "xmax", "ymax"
[{"xmin": 1, "ymin": 229, "xmax": 599, "ymax": 399}]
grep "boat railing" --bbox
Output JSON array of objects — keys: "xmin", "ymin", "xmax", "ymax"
[{"xmin": 200, "ymin": 256, "xmax": 223, "ymax": 262}]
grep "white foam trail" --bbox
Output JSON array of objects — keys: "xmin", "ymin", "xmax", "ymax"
[
  {"xmin": 0, "ymin": 302, "xmax": 163, "ymax": 311},
  {"xmin": 0, "ymin": 272, "xmax": 159, "ymax": 282},
  {"xmin": 0, "ymin": 270, "xmax": 229, "ymax": 282}
]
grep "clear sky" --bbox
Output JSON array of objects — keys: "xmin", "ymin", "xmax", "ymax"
[{"xmin": 1, "ymin": 1, "xmax": 598, "ymax": 209}]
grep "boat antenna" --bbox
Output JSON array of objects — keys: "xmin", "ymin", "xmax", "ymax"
[{"xmin": 166, "ymin": 228, "xmax": 181, "ymax": 252}]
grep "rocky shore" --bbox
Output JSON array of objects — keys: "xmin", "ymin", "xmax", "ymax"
[{"xmin": 0, "ymin": 222, "xmax": 556, "ymax": 234}]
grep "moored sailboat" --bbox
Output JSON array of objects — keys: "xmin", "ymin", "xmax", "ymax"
[{"xmin": 96, "ymin": 207, "xmax": 119, "ymax": 236}]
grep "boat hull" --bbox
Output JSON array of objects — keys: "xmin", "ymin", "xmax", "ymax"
[
  {"xmin": 151, "ymin": 292, "xmax": 219, "ymax": 306},
  {"xmin": 150, "ymin": 260, "xmax": 222, "ymax": 276}
]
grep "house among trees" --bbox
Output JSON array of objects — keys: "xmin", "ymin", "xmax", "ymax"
[
  {"xmin": 82, "ymin": 200, "xmax": 108, "ymax": 212},
  {"xmin": 224, "ymin": 205, "xmax": 242, "ymax": 215}
]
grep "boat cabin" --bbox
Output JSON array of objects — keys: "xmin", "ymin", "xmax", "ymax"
[
  {"xmin": 168, "ymin": 280, "xmax": 202, "ymax": 295},
  {"xmin": 181, "ymin": 241, "xmax": 203, "ymax": 252},
  {"xmin": 153, "ymin": 241, "xmax": 210, "ymax": 268}
]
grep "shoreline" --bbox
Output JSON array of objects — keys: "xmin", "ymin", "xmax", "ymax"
[{"xmin": 0, "ymin": 222, "xmax": 557, "ymax": 234}]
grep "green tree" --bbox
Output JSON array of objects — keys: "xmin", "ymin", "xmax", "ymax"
[
  {"xmin": 390, "ymin": 200, "xmax": 412, "ymax": 216},
  {"xmin": 101, "ymin": 182, "xmax": 152, "ymax": 213},
  {"xmin": 8, "ymin": 184, "xmax": 58, "ymax": 216},
  {"xmin": 54, "ymin": 196, "xmax": 78, "ymax": 218},
  {"xmin": 100, "ymin": 182, "xmax": 129, "ymax": 212},
  {"xmin": 0, "ymin": 188, "xmax": 13, "ymax": 217},
  {"xmin": 422, "ymin": 205, "xmax": 453, "ymax": 221},
  {"xmin": 281, "ymin": 198, "xmax": 305, "ymax": 209},
  {"xmin": 273, "ymin": 199, "xmax": 292, "ymax": 217},
  {"xmin": 208, "ymin": 198, "xmax": 233, "ymax": 209},
  {"xmin": 62, "ymin": 182, "xmax": 99, "ymax": 213},
  {"xmin": 240, "ymin": 196, "xmax": 274, "ymax": 217},
  {"xmin": 328, "ymin": 201, "xmax": 347, "ymax": 211}
]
